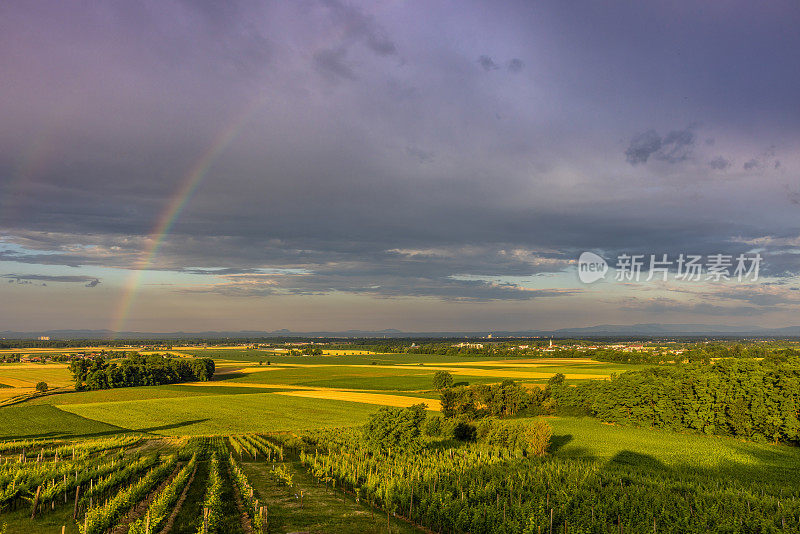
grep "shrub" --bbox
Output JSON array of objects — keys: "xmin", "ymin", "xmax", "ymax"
[
  {"xmin": 479, "ymin": 419, "xmax": 552, "ymax": 456},
  {"xmin": 453, "ymin": 422, "xmax": 477, "ymax": 442},
  {"xmin": 363, "ymin": 404, "xmax": 427, "ymax": 454},
  {"xmin": 423, "ymin": 415, "xmax": 443, "ymax": 437}
]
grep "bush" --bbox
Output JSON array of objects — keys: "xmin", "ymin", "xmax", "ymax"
[
  {"xmin": 35, "ymin": 381, "xmax": 48, "ymax": 392},
  {"xmin": 423, "ymin": 415, "xmax": 443, "ymax": 437},
  {"xmin": 479, "ymin": 419, "xmax": 552, "ymax": 456},
  {"xmin": 453, "ymin": 422, "xmax": 477, "ymax": 442},
  {"xmin": 363, "ymin": 404, "xmax": 427, "ymax": 454}
]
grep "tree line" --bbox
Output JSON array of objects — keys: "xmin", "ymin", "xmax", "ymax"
[
  {"xmin": 552, "ymin": 352, "xmax": 800, "ymax": 444},
  {"xmin": 69, "ymin": 354, "xmax": 215, "ymax": 390}
]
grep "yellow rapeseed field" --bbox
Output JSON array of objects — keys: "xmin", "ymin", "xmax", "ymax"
[{"xmin": 273, "ymin": 389, "xmax": 441, "ymax": 411}]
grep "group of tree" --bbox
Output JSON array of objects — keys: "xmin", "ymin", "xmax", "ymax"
[
  {"xmin": 440, "ymin": 379, "xmax": 542, "ymax": 419},
  {"xmin": 552, "ymin": 353, "xmax": 800, "ymax": 444},
  {"xmin": 69, "ymin": 354, "xmax": 215, "ymax": 390},
  {"xmin": 288, "ymin": 347, "xmax": 324, "ymax": 356},
  {"xmin": 359, "ymin": 401, "xmax": 553, "ymax": 459},
  {"xmin": 362, "ymin": 403, "xmax": 428, "ymax": 454}
]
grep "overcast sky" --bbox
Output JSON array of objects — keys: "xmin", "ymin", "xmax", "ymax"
[{"xmin": 1, "ymin": 0, "xmax": 799, "ymax": 332}]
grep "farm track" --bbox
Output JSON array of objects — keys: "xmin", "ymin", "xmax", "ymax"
[
  {"xmin": 158, "ymin": 465, "xmax": 196, "ymax": 534},
  {"xmin": 108, "ymin": 464, "xmax": 180, "ymax": 534},
  {"xmin": 228, "ymin": 466, "xmax": 253, "ymax": 534},
  {"xmin": 240, "ymin": 459, "xmax": 424, "ymax": 534}
]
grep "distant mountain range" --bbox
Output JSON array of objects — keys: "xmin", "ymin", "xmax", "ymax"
[{"xmin": 2, "ymin": 324, "xmax": 800, "ymax": 339}]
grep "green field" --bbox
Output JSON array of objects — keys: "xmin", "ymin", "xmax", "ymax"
[
  {"xmin": 56, "ymin": 392, "xmax": 381, "ymax": 435},
  {"xmin": 0, "ymin": 404, "xmax": 125, "ymax": 439},
  {"xmin": 545, "ymin": 416, "xmax": 800, "ymax": 485}
]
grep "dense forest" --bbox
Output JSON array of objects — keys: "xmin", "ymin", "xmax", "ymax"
[{"xmin": 69, "ymin": 354, "xmax": 215, "ymax": 390}]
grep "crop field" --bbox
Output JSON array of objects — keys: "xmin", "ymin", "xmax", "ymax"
[{"xmin": 0, "ymin": 364, "xmax": 74, "ymax": 388}]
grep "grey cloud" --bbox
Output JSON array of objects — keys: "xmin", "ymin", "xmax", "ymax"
[
  {"xmin": 406, "ymin": 146, "xmax": 435, "ymax": 163},
  {"xmin": 478, "ymin": 55, "xmax": 499, "ymax": 71},
  {"xmin": 743, "ymin": 158, "xmax": 760, "ymax": 171},
  {"xmin": 310, "ymin": 0, "xmax": 397, "ymax": 81},
  {"xmin": 624, "ymin": 130, "xmax": 662, "ymax": 164},
  {"xmin": 2, "ymin": 274, "xmax": 101, "ymax": 286},
  {"xmin": 183, "ymin": 267, "xmax": 272, "ymax": 276},
  {"xmin": 659, "ymin": 129, "xmax": 695, "ymax": 163},
  {"xmin": 507, "ymin": 58, "xmax": 524, "ymax": 72},
  {"xmin": 322, "ymin": 0, "xmax": 397, "ymax": 57},
  {"xmin": 184, "ymin": 270, "xmax": 578, "ymax": 301},
  {"xmin": 743, "ymin": 147, "xmax": 780, "ymax": 172},
  {"xmin": 708, "ymin": 156, "xmax": 731, "ymax": 170},
  {"xmin": 313, "ymin": 47, "xmax": 356, "ymax": 81},
  {"xmin": 1, "ymin": 2, "xmax": 799, "ymax": 325},
  {"xmin": 619, "ymin": 297, "xmax": 760, "ymax": 317},
  {"xmin": 624, "ymin": 126, "xmax": 695, "ymax": 165},
  {"xmin": 365, "ymin": 34, "xmax": 396, "ymax": 57}
]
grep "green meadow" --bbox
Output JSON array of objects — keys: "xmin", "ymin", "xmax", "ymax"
[{"xmin": 57, "ymin": 393, "xmax": 380, "ymax": 436}]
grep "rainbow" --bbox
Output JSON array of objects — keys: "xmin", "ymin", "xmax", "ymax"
[{"xmin": 109, "ymin": 98, "xmax": 266, "ymax": 335}]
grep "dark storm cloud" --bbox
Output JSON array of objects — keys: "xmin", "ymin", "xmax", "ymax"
[{"xmin": 1, "ymin": 1, "xmax": 799, "ymax": 319}]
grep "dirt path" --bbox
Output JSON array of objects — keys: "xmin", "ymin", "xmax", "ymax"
[
  {"xmin": 109, "ymin": 465, "xmax": 180, "ymax": 534},
  {"xmin": 229, "ymin": 470, "xmax": 253, "ymax": 534},
  {"xmin": 240, "ymin": 459, "xmax": 422, "ymax": 534},
  {"xmin": 158, "ymin": 465, "xmax": 196, "ymax": 534}
]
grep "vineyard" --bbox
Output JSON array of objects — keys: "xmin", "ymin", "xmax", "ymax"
[
  {"xmin": 1, "ymin": 423, "xmax": 799, "ymax": 533},
  {"xmin": 298, "ymin": 426, "xmax": 800, "ymax": 533}
]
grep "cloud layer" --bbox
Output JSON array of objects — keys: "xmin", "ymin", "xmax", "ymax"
[{"xmin": 1, "ymin": 0, "xmax": 799, "ymax": 330}]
